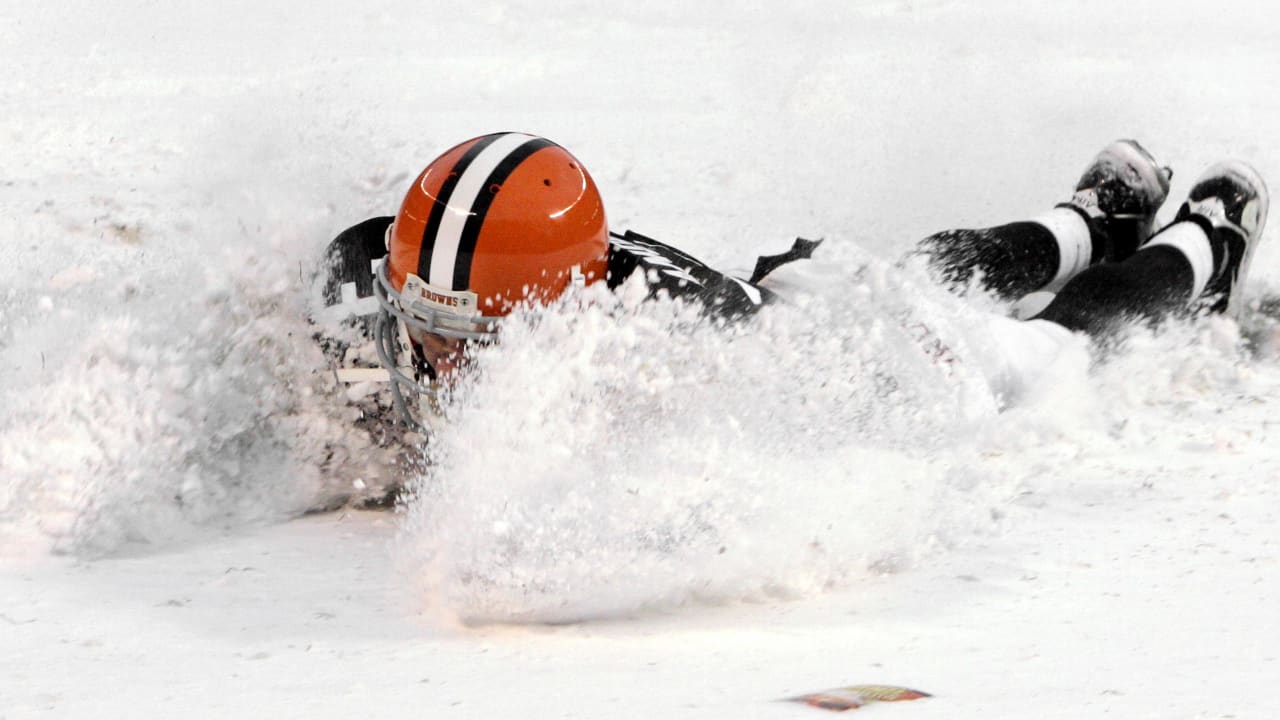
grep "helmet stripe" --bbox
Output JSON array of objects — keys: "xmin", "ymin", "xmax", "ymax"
[
  {"xmin": 423, "ymin": 132, "xmax": 539, "ymax": 289},
  {"xmin": 452, "ymin": 137, "xmax": 557, "ymax": 290},
  {"xmin": 416, "ymin": 132, "xmax": 505, "ymax": 282}
]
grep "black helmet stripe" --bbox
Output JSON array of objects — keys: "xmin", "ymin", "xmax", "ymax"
[
  {"xmin": 451, "ymin": 137, "xmax": 557, "ymax": 290},
  {"xmin": 419, "ymin": 132, "xmax": 552, "ymax": 290},
  {"xmin": 416, "ymin": 132, "xmax": 508, "ymax": 283}
]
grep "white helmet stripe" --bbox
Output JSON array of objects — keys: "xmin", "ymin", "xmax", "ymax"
[{"xmin": 428, "ymin": 132, "xmax": 537, "ymax": 288}]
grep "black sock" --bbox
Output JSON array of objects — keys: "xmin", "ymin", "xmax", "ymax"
[
  {"xmin": 915, "ymin": 207, "xmax": 1104, "ymax": 300},
  {"xmin": 1033, "ymin": 221, "xmax": 1217, "ymax": 339}
]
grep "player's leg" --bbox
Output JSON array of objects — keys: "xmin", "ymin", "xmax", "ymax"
[
  {"xmin": 916, "ymin": 140, "xmax": 1171, "ymax": 300},
  {"xmin": 1034, "ymin": 161, "xmax": 1269, "ymax": 338},
  {"xmin": 915, "ymin": 212, "xmax": 1095, "ymax": 300}
]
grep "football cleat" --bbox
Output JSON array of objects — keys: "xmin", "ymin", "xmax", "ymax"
[
  {"xmin": 1175, "ymin": 160, "xmax": 1270, "ymax": 316},
  {"xmin": 1063, "ymin": 139, "xmax": 1173, "ymax": 261}
]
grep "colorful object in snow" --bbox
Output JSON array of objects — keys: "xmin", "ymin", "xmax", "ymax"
[{"xmin": 786, "ymin": 684, "xmax": 931, "ymax": 712}]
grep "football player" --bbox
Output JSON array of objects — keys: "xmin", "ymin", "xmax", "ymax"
[{"xmin": 315, "ymin": 132, "xmax": 819, "ymax": 433}]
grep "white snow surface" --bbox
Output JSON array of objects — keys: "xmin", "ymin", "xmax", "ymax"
[{"xmin": 4, "ymin": 1, "xmax": 1280, "ymax": 717}]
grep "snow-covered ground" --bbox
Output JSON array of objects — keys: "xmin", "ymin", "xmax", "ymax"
[{"xmin": 4, "ymin": 1, "xmax": 1280, "ymax": 717}]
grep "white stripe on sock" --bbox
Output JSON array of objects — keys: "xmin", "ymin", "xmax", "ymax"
[
  {"xmin": 429, "ymin": 132, "xmax": 537, "ymax": 288},
  {"xmin": 1031, "ymin": 207, "xmax": 1093, "ymax": 292},
  {"xmin": 1144, "ymin": 221, "xmax": 1213, "ymax": 302}
]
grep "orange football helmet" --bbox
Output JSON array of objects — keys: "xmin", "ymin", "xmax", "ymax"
[
  {"xmin": 376, "ymin": 131, "xmax": 609, "ymax": 338},
  {"xmin": 372, "ymin": 132, "xmax": 609, "ymax": 425}
]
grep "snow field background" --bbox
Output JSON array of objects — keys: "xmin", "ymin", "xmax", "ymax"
[{"xmin": 3, "ymin": 1, "xmax": 1280, "ymax": 718}]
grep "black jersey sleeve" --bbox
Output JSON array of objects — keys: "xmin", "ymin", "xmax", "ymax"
[
  {"xmin": 319, "ymin": 216, "xmax": 394, "ymax": 309},
  {"xmin": 313, "ymin": 216, "xmax": 395, "ymax": 359},
  {"xmin": 605, "ymin": 230, "xmax": 781, "ymax": 319}
]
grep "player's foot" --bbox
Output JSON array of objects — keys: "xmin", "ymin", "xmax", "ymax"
[
  {"xmin": 1175, "ymin": 160, "xmax": 1270, "ymax": 316},
  {"xmin": 1061, "ymin": 139, "xmax": 1173, "ymax": 261}
]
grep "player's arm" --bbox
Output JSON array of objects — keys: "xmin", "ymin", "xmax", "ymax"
[
  {"xmin": 312, "ymin": 216, "xmax": 396, "ymax": 381},
  {"xmin": 318, "ymin": 216, "xmax": 394, "ymax": 313},
  {"xmin": 606, "ymin": 230, "xmax": 819, "ymax": 319}
]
